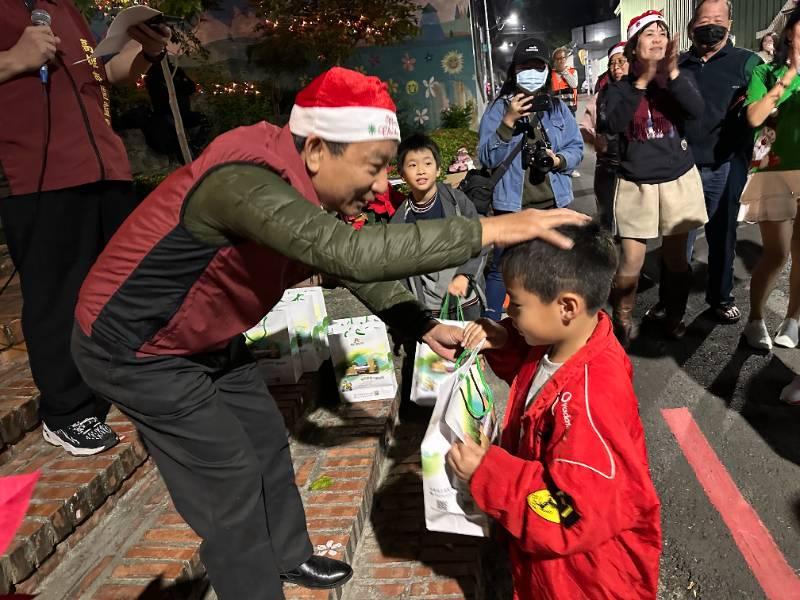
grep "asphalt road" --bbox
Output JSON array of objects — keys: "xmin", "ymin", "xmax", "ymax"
[
  {"xmin": 564, "ymin": 124, "xmax": 800, "ymax": 599},
  {"xmin": 325, "ymin": 109, "xmax": 800, "ymax": 599}
]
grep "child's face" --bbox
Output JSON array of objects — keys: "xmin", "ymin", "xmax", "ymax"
[
  {"xmin": 505, "ymin": 277, "xmax": 569, "ymax": 347},
  {"xmin": 400, "ymin": 149, "xmax": 439, "ymax": 197}
]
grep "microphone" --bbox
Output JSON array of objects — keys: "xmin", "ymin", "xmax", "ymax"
[{"xmin": 30, "ymin": 9, "xmax": 51, "ymax": 84}]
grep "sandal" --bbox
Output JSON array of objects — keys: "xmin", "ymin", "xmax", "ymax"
[{"xmin": 714, "ymin": 304, "xmax": 741, "ymax": 324}]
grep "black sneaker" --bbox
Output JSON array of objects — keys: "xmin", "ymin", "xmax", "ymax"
[{"xmin": 42, "ymin": 417, "xmax": 119, "ymax": 456}]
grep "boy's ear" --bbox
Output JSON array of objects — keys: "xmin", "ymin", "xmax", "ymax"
[
  {"xmin": 559, "ymin": 293, "xmax": 583, "ymax": 323},
  {"xmin": 303, "ymin": 136, "xmax": 325, "ymax": 176}
]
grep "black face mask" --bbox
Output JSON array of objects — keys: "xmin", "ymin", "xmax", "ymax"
[{"xmin": 693, "ymin": 24, "xmax": 728, "ymax": 48}]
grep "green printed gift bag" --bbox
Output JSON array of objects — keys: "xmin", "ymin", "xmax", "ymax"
[
  {"xmin": 421, "ymin": 343, "xmax": 497, "ymax": 537},
  {"xmin": 243, "ymin": 307, "xmax": 303, "ymax": 386}
]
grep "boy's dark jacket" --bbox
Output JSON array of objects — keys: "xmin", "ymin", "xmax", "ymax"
[
  {"xmin": 471, "ymin": 312, "xmax": 662, "ymax": 600},
  {"xmin": 389, "ymin": 182, "xmax": 488, "ymax": 313}
]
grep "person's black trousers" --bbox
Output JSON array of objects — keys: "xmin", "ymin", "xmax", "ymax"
[
  {"xmin": 0, "ymin": 181, "xmax": 139, "ymax": 429},
  {"xmin": 71, "ymin": 326, "xmax": 313, "ymax": 599}
]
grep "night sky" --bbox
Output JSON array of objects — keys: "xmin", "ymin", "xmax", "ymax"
[{"xmin": 494, "ymin": 0, "xmax": 617, "ymax": 32}]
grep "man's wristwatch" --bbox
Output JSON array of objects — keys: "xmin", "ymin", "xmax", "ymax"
[{"xmin": 142, "ymin": 48, "xmax": 167, "ymax": 64}]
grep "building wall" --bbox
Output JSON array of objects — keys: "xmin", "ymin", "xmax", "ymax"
[{"xmin": 615, "ymin": 0, "xmax": 786, "ymax": 51}]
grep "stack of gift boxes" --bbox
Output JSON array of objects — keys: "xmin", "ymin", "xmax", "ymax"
[{"xmin": 243, "ymin": 288, "xmax": 399, "ymax": 429}]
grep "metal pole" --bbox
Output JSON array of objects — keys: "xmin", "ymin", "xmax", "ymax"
[{"xmin": 482, "ymin": 0, "xmax": 495, "ymax": 97}]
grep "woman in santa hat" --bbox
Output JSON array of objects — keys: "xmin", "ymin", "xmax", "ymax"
[
  {"xmin": 580, "ymin": 41, "xmax": 628, "ymax": 231},
  {"xmin": 602, "ymin": 10, "xmax": 708, "ymax": 347}
]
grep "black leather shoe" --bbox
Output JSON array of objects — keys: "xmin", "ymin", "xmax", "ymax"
[{"xmin": 280, "ymin": 555, "xmax": 353, "ymax": 589}]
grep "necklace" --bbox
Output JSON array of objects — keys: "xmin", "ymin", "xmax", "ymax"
[{"xmin": 410, "ymin": 192, "xmax": 438, "ymax": 214}]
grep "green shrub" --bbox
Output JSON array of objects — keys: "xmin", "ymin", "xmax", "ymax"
[
  {"xmin": 440, "ymin": 101, "xmax": 475, "ymax": 130},
  {"xmin": 430, "ymin": 128, "xmax": 479, "ymax": 174}
]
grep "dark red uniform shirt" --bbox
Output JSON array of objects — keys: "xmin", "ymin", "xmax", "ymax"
[{"xmin": 0, "ymin": 0, "xmax": 131, "ymax": 198}]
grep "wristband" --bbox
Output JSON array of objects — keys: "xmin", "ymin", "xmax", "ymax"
[{"xmin": 142, "ymin": 48, "xmax": 167, "ymax": 64}]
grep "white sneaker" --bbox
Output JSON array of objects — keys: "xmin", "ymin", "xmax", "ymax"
[
  {"xmin": 780, "ymin": 376, "xmax": 800, "ymax": 405},
  {"xmin": 743, "ymin": 320, "xmax": 773, "ymax": 351},
  {"xmin": 570, "ymin": 171, "xmax": 581, "ymax": 178},
  {"xmin": 774, "ymin": 318, "xmax": 799, "ymax": 348}
]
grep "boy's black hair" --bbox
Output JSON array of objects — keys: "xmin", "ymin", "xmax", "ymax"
[
  {"xmin": 502, "ymin": 222, "xmax": 618, "ymax": 313},
  {"xmin": 397, "ymin": 133, "xmax": 442, "ymax": 170}
]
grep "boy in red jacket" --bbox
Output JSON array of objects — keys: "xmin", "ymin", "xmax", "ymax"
[{"xmin": 449, "ymin": 223, "xmax": 662, "ymax": 600}]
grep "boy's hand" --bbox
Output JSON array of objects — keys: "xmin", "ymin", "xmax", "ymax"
[
  {"xmin": 447, "ymin": 436, "xmax": 489, "ymax": 482},
  {"xmin": 448, "ymin": 275, "xmax": 470, "ymax": 298},
  {"xmin": 463, "ymin": 318, "xmax": 508, "ymax": 351}
]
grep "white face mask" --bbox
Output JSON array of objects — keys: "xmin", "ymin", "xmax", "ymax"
[{"xmin": 517, "ymin": 67, "xmax": 549, "ymax": 93}]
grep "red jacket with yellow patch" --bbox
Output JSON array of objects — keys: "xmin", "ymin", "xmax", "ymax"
[{"xmin": 470, "ymin": 312, "xmax": 661, "ymax": 600}]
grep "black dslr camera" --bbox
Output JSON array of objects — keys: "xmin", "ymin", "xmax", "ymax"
[
  {"xmin": 519, "ymin": 94, "xmax": 555, "ymax": 173},
  {"xmin": 522, "ymin": 139, "xmax": 554, "ymax": 173}
]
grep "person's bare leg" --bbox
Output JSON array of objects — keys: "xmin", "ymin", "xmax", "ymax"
[{"xmin": 748, "ymin": 220, "xmax": 792, "ymax": 322}]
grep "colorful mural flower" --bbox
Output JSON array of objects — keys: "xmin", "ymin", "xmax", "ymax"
[
  {"xmin": 441, "ymin": 50, "xmax": 465, "ymax": 75},
  {"xmin": 402, "ymin": 53, "xmax": 416, "ymax": 72},
  {"xmin": 425, "ymin": 52, "xmax": 434, "ymax": 62},
  {"xmin": 423, "ymin": 76, "xmax": 437, "ymax": 99},
  {"xmin": 298, "ymin": 75, "xmax": 312, "ymax": 88},
  {"xmin": 369, "ymin": 55, "xmax": 381, "ymax": 67},
  {"xmin": 354, "ymin": 65, "xmax": 368, "ymax": 75},
  {"xmin": 414, "ymin": 109, "xmax": 429, "ymax": 125},
  {"xmin": 386, "ymin": 79, "xmax": 399, "ymax": 96},
  {"xmin": 406, "ymin": 80, "xmax": 419, "ymax": 95}
]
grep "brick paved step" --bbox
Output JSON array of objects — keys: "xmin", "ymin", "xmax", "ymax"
[
  {"xmin": 0, "ymin": 408, "xmax": 148, "ymax": 593},
  {"xmin": 0, "ymin": 360, "xmax": 39, "ymax": 454},
  {"xmin": 0, "ymin": 273, "xmax": 24, "ymax": 349},
  {"xmin": 20, "ymin": 386, "xmax": 400, "ymax": 599}
]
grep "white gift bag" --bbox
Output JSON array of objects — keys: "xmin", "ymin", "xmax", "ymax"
[
  {"xmin": 279, "ymin": 288, "xmax": 330, "ymax": 372},
  {"xmin": 243, "ymin": 308, "xmax": 303, "ymax": 385},
  {"xmin": 328, "ymin": 317, "xmax": 398, "ymax": 403},
  {"xmin": 410, "ymin": 319, "xmax": 463, "ymax": 407},
  {"xmin": 421, "ymin": 343, "xmax": 497, "ymax": 537},
  {"xmin": 410, "ymin": 296, "xmax": 468, "ymax": 407}
]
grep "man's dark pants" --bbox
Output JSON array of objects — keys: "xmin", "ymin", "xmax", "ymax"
[
  {"xmin": 0, "ymin": 181, "xmax": 139, "ymax": 429},
  {"xmin": 71, "ymin": 326, "xmax": 313, "ymax": 599},
  {"xmin": 687, "ymin": 155, "xmax": 748, "ymax": 308}
]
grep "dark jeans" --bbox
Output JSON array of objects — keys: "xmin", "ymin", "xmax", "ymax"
[
  {"xmin": 0, "ymin": 181, "xmax": 139, "ymax": 429},
  {"xmin": 686, "ymin": 156, "xmax": 747, "ymax": 307},
  {"xmin": 71, "ymin": 327, "xmax": 313, "ymax": 600},
  {"xmin": 483, "ymin": 208, "xmax": 513, "ymax": 321}
]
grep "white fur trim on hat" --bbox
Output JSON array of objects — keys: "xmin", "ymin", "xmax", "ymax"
[
  {"xmin": 609, "ymin": 44, "xmax": 626, "ymax": 58},
  {"xmin": 289, "ymin": 105, "xmax": 400, "ymax": 143},
  {"xmin": 627, "ymin": 11, "xmax": 666, "ymax": 40}
]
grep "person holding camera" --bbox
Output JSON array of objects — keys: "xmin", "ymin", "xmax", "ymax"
[
  {"xmin": 478, "ymin": 38, "xmax": 584, "ymax": 321},
  {"xmin": 602, "ymin": 10, "xmax": 708, "ymax": 347}
]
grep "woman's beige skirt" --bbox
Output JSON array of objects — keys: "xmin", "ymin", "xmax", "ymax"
[
  {"xmin": 614, "ymin": 167, "xmax": 708, "ymax": 239},
  {"xmin": 739, "ymin": 170, "xmax": 800, "ymax": 223}
]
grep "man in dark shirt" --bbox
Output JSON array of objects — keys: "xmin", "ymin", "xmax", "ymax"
[
  {"xmin": 0, "ymin": 2, "xmax": 169, "ymax": 454},
  {"xmin": 679, "ymin": 0, "xmax": 762, "ymax": 323}
]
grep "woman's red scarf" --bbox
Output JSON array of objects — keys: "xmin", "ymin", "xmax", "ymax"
[{"xmin": 626, "ymin": 67, "xmax": 676, "ymax": 142}]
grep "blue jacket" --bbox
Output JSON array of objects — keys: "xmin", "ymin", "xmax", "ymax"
[{"xmin": 478, "ymin": 96, "xmax": 583, "ymax": 212}]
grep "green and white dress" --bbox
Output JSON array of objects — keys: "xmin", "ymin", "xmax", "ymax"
[{"xmin": 741, "ymin": 63, "xmax": 800, "ymax": 222}]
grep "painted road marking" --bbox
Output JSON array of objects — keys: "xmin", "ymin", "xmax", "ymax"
[{"xmin": 662, "ymin": 407, "xmax": 800, "ymax": 600}]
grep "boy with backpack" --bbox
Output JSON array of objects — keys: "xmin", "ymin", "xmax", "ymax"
[{"xmin": 390, "ymin": 133, "xmax": 487, "ymax": 320}]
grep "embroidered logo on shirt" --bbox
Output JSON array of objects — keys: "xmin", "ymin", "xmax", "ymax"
[{"xmin": 526, "ymin": 489, "xmax": 581, "ymax": 527}]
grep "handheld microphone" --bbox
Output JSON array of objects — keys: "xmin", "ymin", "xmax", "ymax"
[{"xmin": 30, "ymin": 9, "xmax": 51, "ymax": 84}]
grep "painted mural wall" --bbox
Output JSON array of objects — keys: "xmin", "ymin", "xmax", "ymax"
[{"xmin": 186, "ymin": 0, "xmax": 479, "ymax": 131}]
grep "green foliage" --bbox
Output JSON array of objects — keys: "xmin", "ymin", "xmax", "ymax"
[
  {"xmin": 440, "ymin": 101, "xmax": 475, "ymax": 130},
  {"xmin": 430, "ymin": 128, "xmax": 479, "ymax": 174},
  {"xmin": 133, "ymin": 170, "xmax": 171, "ymax": 199},
  {"xmin": 250, "ymin": 0, "xmax": 418, "ymax": 69}
]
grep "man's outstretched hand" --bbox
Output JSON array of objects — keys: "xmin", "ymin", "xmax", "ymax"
[
  {"xmin": 480, "ymin": 208, "xmax": 590, "ymax": 249},
  {"xmin": 421, "ymin": 322, "xmax": 465, "ymax": 361}
]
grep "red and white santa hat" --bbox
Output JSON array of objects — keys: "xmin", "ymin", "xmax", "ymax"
[
  {"xmin": 608, "ymin": 41, "xmax": 627, "ymax": 59},
  {"xmin": 627, "ymin": 10, "xmax": 666, "ymax": 40},
  {"xmin": 289, "ymin": 67, "xmax": 400, "ymax": 143}
]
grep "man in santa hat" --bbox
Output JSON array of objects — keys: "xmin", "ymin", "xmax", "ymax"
[{"xmin": 69, "ymin": 67, "xmax": 588, "ymax": 599}]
